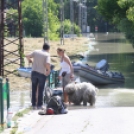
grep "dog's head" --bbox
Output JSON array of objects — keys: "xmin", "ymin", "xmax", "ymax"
[{"xmin": 64, "ymin": 83, "xmax": 76, "ymax": 95}]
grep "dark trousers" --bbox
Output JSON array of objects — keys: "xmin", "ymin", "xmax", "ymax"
[{"xmin": 31, "ymin": 71, "xmax": 46, "ymax": 107}]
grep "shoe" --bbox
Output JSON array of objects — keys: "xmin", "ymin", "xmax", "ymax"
[
  {"xmin": 32, "ymin": 106, "xmax": 37, "ymax": 110},
  {"xmin": 61, "ymin": 108, "xmax": 68, "ymax": 114},
  {"xmin": 64, "ymin": 102, "xmax": 69, "ymax": 106},
  {"xmin": 38, "ymin": 110, "xmax": 46, "ymax": 115},
  {"xmin": 37, "ymin": 106, "xmax": 45, "ymax": 110}
]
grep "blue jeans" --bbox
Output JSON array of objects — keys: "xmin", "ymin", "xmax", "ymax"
[{"xmin": 31, "ymin": 71, "xmax": 47, "ymax": 107}]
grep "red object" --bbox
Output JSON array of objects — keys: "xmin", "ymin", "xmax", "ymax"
[
  {"xmin": 95, "ymin": 26, "xmax": 98, "ymax": 32},
  {"xmin": 46, "ymin": 108, "xmax": 54, "ymax": 115}
]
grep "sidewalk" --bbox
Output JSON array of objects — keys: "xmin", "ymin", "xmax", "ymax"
[{"xmin": 20, "ymin": 107, "xmax": 134, "ymax": 134}]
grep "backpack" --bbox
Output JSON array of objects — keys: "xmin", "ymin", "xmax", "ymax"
[
  {"xmin": 44, "ymin": 87, "xmax": 53, "ymax": 104},
  {"xmin": 44, "ymin": 87, "xmax": 63, "ymax": 104},
  {"xmin": 47, "ymin": 96, "xmax": 68, "ymax": 114}
]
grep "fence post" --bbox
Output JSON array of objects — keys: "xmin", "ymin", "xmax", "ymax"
[
  {"xmin": 55, "ymin": 71, "xmax": 59, "ymax": 87},
  {"xmin": 0, "ymin": 78, "xmax": 4, "ymax": 127},
  {"xmin": 6, "ymin": 78, "xmax": 10, "ymax": 110}
]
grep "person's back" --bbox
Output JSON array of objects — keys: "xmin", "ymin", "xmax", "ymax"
[
  {"xmin": 26, "ymin": 43, "xmax": 51, "ymax": 109},
  {"xmin": 32, "ymin": 50, "xmax": 50, "ymax": 75}
]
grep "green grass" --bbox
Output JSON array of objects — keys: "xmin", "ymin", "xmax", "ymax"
[
  {"xmin": 12, "ymin": 108, "xmax": 31, "ymax": 122},
  {"xmin": 10, "ymin": 108, "xmax": 31, "ymax": 134}
]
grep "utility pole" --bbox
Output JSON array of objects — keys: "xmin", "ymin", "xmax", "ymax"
[
  {"xmin": 0, "ymin": 0, "xmax": 24, "ymax": 76},
  {"xmin": 0, "ymin": 0, "xmax": 5, "ymax": 76},
  {"xmin": 60, "ymin": 0, "xmax": 64, "ymax": 45},
  {"xmin": 43, "ymin": 0, "xmax": 49, "ymax": 43},
  {"xmin": 70, "ymin": 0, "xmax": 74, "ymax": 38}
]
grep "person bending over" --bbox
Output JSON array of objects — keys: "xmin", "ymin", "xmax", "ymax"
[{"xmin": 57, "ymin": 47, "xmax": 74, "ymax": 103}]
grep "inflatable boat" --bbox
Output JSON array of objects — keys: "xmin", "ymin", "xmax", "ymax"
[
  {"xmin": 17, "ymin": 65, "xmax": 55, "ymax": 78},
  {"xmin": 72, "ymin": 61, "xmax": 82, "ymax": 72},
  {"xmin": 18, "ymin": 67, "xmax": 32, "ymax": 78},
  {"xmin": 74, "ymin": 59, "xmax": 125, "ymax": 84}
]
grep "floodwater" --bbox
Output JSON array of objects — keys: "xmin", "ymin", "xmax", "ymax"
[
  {"xmin": 9, "ymin": 33, "xmax": 134, "ymax": 112},
  {"xmin": 85, "ymin": 32, "xmax": 134, "ymax": 89},
  {"xmin": 76, "ymin": 32, "xmax": 134, "ymax": 107}
]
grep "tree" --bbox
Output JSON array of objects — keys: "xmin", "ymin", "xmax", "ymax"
[
  {"xmin": 48, "ymin": 0, "xmax": 60, "ymax": 40},
  {"xmin": 86, "ymin": 0, "xmax": 114, "ymax": 32},
  {"xmin": 97, "ymin": 0, "xmax": 134, "ymax": 46},
  {"xmin": 22, "ymin": 0, "xmax": 43, "ymax": 37},
  {"xmin": 22, "ymin": 0, "xmax": 61, "ymax": 39}
]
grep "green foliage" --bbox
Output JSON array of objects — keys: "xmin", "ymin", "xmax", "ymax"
[
  {"xmin": 10, "ymin": 128, "xmax": 17, "ymax": 134},
  {"xmin": 7, "ymin": 0, "xmax": 117, "ymax": 39},
  {"xmin": 22, "ymin": 0, "xmax": 43, "ymax": 37},
  {"xmin": 74, "ymin": 23, "xmax": 81, "ymax": 36},
  {"xmin": 97, "ymin": 0, "xmax": 121, "ymax": 23},
  {"xmin": 6, "ymin": 8, "xmax": 18, "ymax": 37},
  {"xmin": 87, "ymin": 0, "xmax": 114, "ymax": 32},
  {"xmin": 4, "ymin": 26, "xmax": 9, "ymax": 37},
  {"xmin": 15, "ymin": 112, "xmax": 23, "ymax": 117},
  {"xmin": 63, "ymin": 19, "xmax": 71, "ymax": 34},
  {"xmin": 118, "ymin": 18, "xmax": 134, "ymax": 45},
  {"xmin": 127, "ymin": 7, "xmax": 134, "ymax": 22},
  {"xmin": 48, "ymin": 0, "xmax": 60, "ymax": 40},
  {"xmin": 22, "ymin": 0, "xmax": 60, "ymax": 39},
  {"xmin": 97, "ymin": 0, "xmax": 134, "ymax": 46},
  {"xmin": 59, "ymin": 19, "xmax": 81, "ymax": 36}
]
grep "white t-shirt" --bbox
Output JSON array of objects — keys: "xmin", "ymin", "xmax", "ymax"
[{"xmin": 59, "ymin": 60, "xmax": 71, "ymax": 76}]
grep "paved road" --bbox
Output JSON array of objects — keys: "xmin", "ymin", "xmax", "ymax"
[{"xmin": 24, "ymin": 107, "xmax": 134, "ymax": 134}]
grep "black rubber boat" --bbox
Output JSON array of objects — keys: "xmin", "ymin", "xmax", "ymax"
[{"xmin": 73, "ymin": 59, "xmax": 125, "ymax": 84}]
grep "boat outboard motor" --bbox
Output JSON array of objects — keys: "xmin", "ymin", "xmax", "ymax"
[{"xmin": 95, "ymin": 59, "xmax": 109, "ymax": 71}]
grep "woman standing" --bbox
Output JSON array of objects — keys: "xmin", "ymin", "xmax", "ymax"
[{"xmin": 57, "ymin": 48, "xmax": 74, "ymax": 103}]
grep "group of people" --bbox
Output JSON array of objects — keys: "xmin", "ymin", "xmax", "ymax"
[{"xmin": 26, "ymin": 43, "xmax": 74, "ymax": 110}]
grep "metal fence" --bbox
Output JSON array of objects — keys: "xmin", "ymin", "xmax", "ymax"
[
  {"xmin": 48, "ymin": 71, "xmax": 59, "ymax": 88},
  {"xmin": 0, "ymin": 71, "xmax": 58, "ymax": 129}
]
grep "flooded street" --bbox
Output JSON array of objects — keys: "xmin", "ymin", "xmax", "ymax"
[
  {"xmin": 2, "ymin": 33, "xmax": 134, "ymax": 134},
  {"xmin": 9, "ymin": 33, "xmax": 134, "ymax": 111},
  {"xmin": 86, "ymin": 33, "xmax": 134, "ymax": 88},
  {"xmin": 10, "ymin": 90, "xmax": 31, "ymax": 110},
  {"xmin": 77, "ymin": 32, "xmax": 134, "ymax": 107}
]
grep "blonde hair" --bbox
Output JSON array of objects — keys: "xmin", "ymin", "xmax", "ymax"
[{"xmin": 57, "ymin": 47, "xmax": 66, "ymax": 52}]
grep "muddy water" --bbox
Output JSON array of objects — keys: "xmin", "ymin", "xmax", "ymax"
[
  {"xmin": 84, "ymin": 33, "xmax": 134, "ymax": 88},
  {"xmin": 9, "ymin": 90, "xmax": 31, "ymax": 111},
  {"xmin": 78, "ymin": 32, "xmax": 134, "ymax": 107},
  {"xmin": 9, "ymin": 33, "xmax": 134, "ymax": 111}
]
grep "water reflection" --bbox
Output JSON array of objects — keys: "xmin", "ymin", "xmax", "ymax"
[
  {"xmin": 96, "ymin": 89, "xmax": 134, "ymax": 107},
  {"xmin": 10, "ymin": 90, "xmax": 31, "ymax": 111}
]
